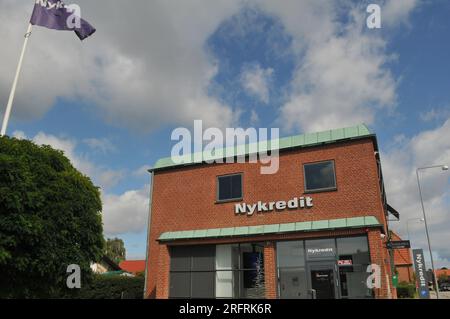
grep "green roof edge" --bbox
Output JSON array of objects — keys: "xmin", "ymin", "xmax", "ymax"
[
  {"xmin": 158, "ymin": 215, "xmax": 382, "ymax": 242},
  {"xmin": 150, "ymin": 124, "xmax": 374, "ymax": 172}
]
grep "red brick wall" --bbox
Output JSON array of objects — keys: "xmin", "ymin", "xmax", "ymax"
[
  {"xmin": 263, "ymin": 242, "xmax": 277, "ymax": 299},
  {"xmin": 367, "ymin": 229, "xmax": 396, "ymax": 298},
  {"xmin": 155, "ymin": 244, "xmax": 170, "ymax": 299},
  {"xmin": 397, "ymin": 266, "xmax": 414, "ymax": 283},
  {"xmin": 145, "ymin": 138, "xmax": 390, "ymax": 298}
]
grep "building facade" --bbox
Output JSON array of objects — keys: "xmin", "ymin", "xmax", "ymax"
[
  {"xmin": 144, "ymin": 124, "xmax": 397, "ymax": 299},
  {"xmin": 391, "ymin": 232, "xmax": 414, "ymax": 283}
]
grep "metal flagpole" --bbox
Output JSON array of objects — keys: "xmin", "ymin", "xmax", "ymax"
[{"xmin": 1, "ymin": 23, "xmax": 33, "ymax": 137}]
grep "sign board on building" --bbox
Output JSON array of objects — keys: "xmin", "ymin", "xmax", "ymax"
[
  {"xmin": 306, "ymin": 247, "xmax": 335, "ymax": 259},
  {"xmin": 386, "ymin": 240, "xmax": 411, "ymax": 249},
  {"xmin": 412, "ymin": 249, "xmax": 430, "ymax": 299},
  {"xmin": 235, "ymin": 196, "xmax": 313, "ymax": 216}
]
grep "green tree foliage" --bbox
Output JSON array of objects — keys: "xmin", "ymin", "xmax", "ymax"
[
  {"xmin": 438, "ymin": 273, "xmax": 448, "ymax": 283},
  {"xmin": 105, "ymin": 237, "xmax": 126, "ymax": 264},
  {"xmin": 62, "ymin": 274, "xmax": 144, "ymax": 299},
  {"xmin": 0, "ymin": 136, "xmax": 105, "ymax": 298},
  {"xmin": 397, "ymin": 282, "xmax": 417, "ymax": 299}
]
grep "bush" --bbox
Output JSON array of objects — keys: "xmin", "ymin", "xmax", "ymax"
[
  {"xmin": 62, "ymin": 274, "xmax": 144, "ymax": 299},
  {"xmin": 397, "ymin": 282, "xmax": 416, "ymax": 299}
]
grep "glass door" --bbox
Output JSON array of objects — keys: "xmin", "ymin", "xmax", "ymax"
[{"xmin": 308, "ymin": 263, "xmax": 338, "ymax": 299}]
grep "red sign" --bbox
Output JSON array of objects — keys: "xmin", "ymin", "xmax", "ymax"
[{"xmin": 338, "ymin": 260, "xmax": 352, "ymax": 265}]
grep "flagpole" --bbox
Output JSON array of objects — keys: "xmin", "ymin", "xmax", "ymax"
[{"xmin": 1, "ymin": 23, "xmax": 33, "ymax": 137}]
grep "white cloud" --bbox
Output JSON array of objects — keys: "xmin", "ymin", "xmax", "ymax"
[
  {"xmin": 12, "ymin": 130, "xmax": 124, "ymax": 189},
  {"xmin": 0, "ymin": 1, "xmax": 421, "ymax": 135},
  {"xmin": 382, "ymin": 0, "xmax": 419, "ymax": 27},
  {"xmin": 132, "ymin": 165, "xmax": 152, "ymax": 178},
  {"xmin": 420, "ymin": 107, "xmax": 450, "ymax": 123},
  {"xmin": 83, "ymin": 137, "xmax": 116, "ymax": 154},
  {"xmin": 0, "ymin": 0, "xmax": 244, "ymax": 132},
  {"xmin": 382, "ymin": 119, "xmax": 450, "ymax": 266},
  {"xmin": 240, "ymin": 64, "xmax": 273, "ymax": 103},
  {"xmin": 101, "ymin": 185, "xmax": 149, "ymax": 236},
  {"xmin": 260, "ymin": 1, "xmax": 399, "ymax": 133},
  {"xmin": 250, "ymin": 109, "xmax": 260, "ymax": 125}
]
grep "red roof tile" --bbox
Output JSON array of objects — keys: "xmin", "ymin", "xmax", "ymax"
[
  {"xmin": 119, "ymin": 260, "xmax": 146, "ymax": 274},
  {"xmin": 435, "ymin": 269, "xmax": 450, "ymax": 277}
]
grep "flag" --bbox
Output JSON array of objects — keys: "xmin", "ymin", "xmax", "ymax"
[{"xmin": 30, "ymin": 0, "xmax": 96, "ymax": 41}]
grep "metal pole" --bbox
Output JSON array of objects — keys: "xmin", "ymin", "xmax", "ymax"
[
  {"xmin": 143, "ymin": 171, "xmax": 154, "ymax": 299},
  {"xmin": 406, "ymin": 221, "xmax": 410, "ymax": 241},
  {"xmin": 416, "ymin": 168, "xmax": 440, "ymax": 299},
  {"xmin": 1, "ymin": 23, "xmax": 33, "ymax": 137}
]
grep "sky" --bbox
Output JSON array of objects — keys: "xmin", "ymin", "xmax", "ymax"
[{"xmin": 1, "ymin": 0, "xmax": 449, "ymax": 267}]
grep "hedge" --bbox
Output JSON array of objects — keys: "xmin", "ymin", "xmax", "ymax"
[
  {"xmin": 397, "ymin": 282, "xmax": 416, "ymax": 299},
  {"xmin": 61, "ymin": 274, "xmax": 144, "ymax": 299}
]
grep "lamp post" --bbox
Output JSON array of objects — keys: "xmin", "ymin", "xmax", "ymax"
[
  {"xmin": 406, "ymin": 218, "xmax": 424, "ymax": 241},
  {"xmin": 416, "ymin": 164, "xmax": 449, "ymax": 299}
]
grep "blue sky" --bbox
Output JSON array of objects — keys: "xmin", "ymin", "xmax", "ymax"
[{"xmin": 1, "ymin": 0, "xmax": 450, "ymax": 265}]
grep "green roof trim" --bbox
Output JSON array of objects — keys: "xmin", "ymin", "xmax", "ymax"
[
  {"xmin": 151, "ymin": 124, "xmax": 373, "ymax": 171},
  {"xmin": 158, "ymin": 215, "xmax": 382, "ymax": 242}
]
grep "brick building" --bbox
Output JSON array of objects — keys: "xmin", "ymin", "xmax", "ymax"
[
  {"xmin": 391, "ymin": 232, "xmax": 414, "ymax": 283},
  {"xmin": 144, "ymin": 124, "xmax": 398, "ymax": 299}
]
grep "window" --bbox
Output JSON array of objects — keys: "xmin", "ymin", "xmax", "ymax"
[
  {"xmin": 169, "ymin": 243, "xmax": 265, "ymax": 299},
  {"xmin": 215, "ymin": 243, "xmax": 265, "ymax": 299},
  {"xmin": 277, "ymin": 241, "xmax": 308, "ymax": 299},
  {"xmin": 303, "ymin": 160, "xmax": 336, "ymax": 192},
  {"xmin": 336, "ymin": 236, "xmax": 372, "ymax": 299},
  {"xmin": 217, "ymin": 174, "xmax": 242, "ymax": 202},
  {"xmin": 169, "ymin": 246, "xmax": 215, "ymax": 298}
]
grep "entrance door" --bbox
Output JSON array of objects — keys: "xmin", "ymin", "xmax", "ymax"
[{"xmin": 309, "ymin": 263, "xmax": 337, "ymax": 299}]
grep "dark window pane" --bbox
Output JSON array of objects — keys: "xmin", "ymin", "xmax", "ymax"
[
  {"xmin": 337, "ymin": 236, "xmax": 370, "ymax": 265},
  {"xmin": 218, "ymin": 176, "xmax": 232, "ymax": 200},
  {"xmin": 277, "ymin": 241, "xmax": 305, "ymax": 268},
  {"xmin": 218, "ymin": 174, "xmax": 242, "ymax": 201},
  {"xmin": 231, "ymin": 175, "xmax": 242, "ymax": 199},
  {"xmin": 170, "ymin": 246, "xmax": 191, "ymax": 271},
  {"xmin": 191, "ymin": 272, "xmax": 215, "ymax": 298},
  {"xmin": 304, "ymin": 161, "xmax": 336, "ymax": 191},
  {"xmin": 243, "ymin": 252, "xmax": 264, "ymax": 288},
  {"xmin": 170, "ymin": 272, "xmax": 191, "ymax": 298},
  {"xmin": 191, "ymin": 246, "xmax": 216, "ymax": 271},
  {"xmin": 339, "ymin": 267, "xmax": 372, "ymax": 298}
]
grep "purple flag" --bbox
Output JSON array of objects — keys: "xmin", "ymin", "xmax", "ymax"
[{"xmin": 30, "ymin": 0, "xmax": 96, "ymax": 41}]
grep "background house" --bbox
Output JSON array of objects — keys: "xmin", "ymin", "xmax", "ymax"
[
  {"xmin": 392, "ymin": 232, "xmax": 414, "ymax": 283},
  {"xmin": 119, "ymin": 260, "xmax": 146, "ymax": 275}
]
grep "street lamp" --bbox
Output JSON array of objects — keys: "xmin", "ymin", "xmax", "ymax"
[
  {"xmin": 416, "ymin": 164, "xmax": 449, "ymax": 299},
  {"xmin": 406, "ymin": 217, "xmax": 424, "ymax": 241}
]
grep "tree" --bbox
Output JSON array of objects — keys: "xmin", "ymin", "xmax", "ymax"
[
  {"xmin": 105, "ymin": 237, "xmax": 126, "ymax": 264},
  {"xmin": 0, "ymin": 136, "xmax": 104, "ymax": 298}
]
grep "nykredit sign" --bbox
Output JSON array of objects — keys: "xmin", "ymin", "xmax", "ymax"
[
  {"xmin": 235, "ymin": 196, "xmax": 313, "ymax": 216},
  {"xmin": 413, "ymin": 249, "xmax": 430, "ymax": 299}
]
